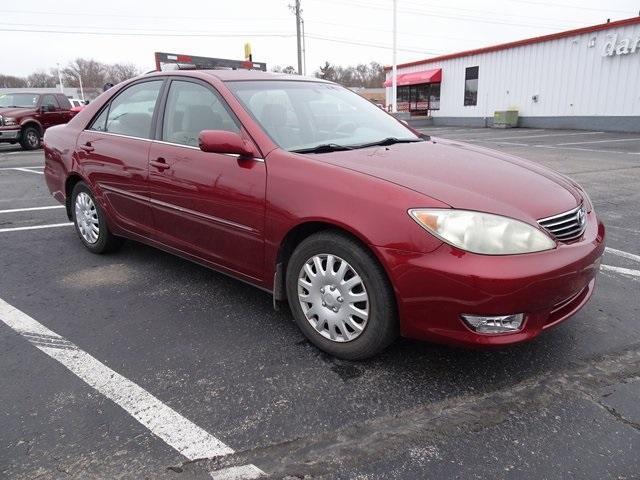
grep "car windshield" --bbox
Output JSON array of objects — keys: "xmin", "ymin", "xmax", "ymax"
[
  {"xmin": 227, "ymin": 80, "xmax": 421, "ymax": 152},
  {"xmin": 0, "ymin": 93, "xmax": 39, "ymax": 108}
]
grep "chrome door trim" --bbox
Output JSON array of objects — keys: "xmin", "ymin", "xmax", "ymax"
[{"xmin": 98, "ymin": 183, "xmax": 258, "ymax": 234}]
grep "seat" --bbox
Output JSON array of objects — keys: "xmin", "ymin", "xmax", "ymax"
[
  {"xmin": 166, "ymin": 105, "xmax": 223, "ymax": 146},
  {"xmin": 260, "ymin": 104, "xmax": 302, "ymax": 149}
]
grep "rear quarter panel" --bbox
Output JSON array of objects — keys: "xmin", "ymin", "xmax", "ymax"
[{"xmin": 43, "ymin": 125, "xmax": 81, "ymax": 205}]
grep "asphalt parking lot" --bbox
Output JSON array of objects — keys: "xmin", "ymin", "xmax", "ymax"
[{"xmin": 1, "ymin": 128, "xmax": 639, "ymax": 479}]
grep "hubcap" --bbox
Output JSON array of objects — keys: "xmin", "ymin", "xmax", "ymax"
[
  {"xmin": 297, "ymin": 254, "xmax": 369, "ymax": 343},
  {"xmin": 26, "ymin": 131, "xmax": 38, "ymax": 147},
  {"xmin": 74, "ymin": 192, "xmax": 100, "ymax": 244}
]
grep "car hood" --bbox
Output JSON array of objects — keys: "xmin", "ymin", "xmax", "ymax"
[
  {"xmin": 316, "ymin": 138, "xmax": 582, "ymax": 222},
  {"xmin": 0, "ymin": 107, "xmax": 34, "ymax": 117}
]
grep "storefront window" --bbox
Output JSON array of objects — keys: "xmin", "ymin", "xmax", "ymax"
[
  {"xmin": 464, "ymin": 66, "xmax": 479, "ymax": 106},
  {"xmin": 395, "ymin": 83, "xmax": 440, "ymax": 113}
]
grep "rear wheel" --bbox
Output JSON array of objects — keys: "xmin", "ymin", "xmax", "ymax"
[
  {"xmin": 20, "ymin": 126, "xmax": 41, "ymax": 150},
  {"xmin": 71, "ymin": 182, "xmax": 123, "ymax": 254},
  {"xmin": 286, "ymin": 231, "xmax": 398, "ymax": 360}
]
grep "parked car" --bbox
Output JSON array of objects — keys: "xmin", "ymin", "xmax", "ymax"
[
  {"xmin": 68, "ymin": 98, "xmax": 87, "ymax": 113},
  {"xmin": 43, "ymin": 70, "xmax": 605, "ymax": 359},
  {"xmin": 0, "ymin": 92, "xmax": 77, "ymax": 150}
]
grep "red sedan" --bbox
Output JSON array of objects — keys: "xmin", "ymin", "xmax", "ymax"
[{"xmin": 43, "ymin": 70, "xmax": 605, "ymax": 359}]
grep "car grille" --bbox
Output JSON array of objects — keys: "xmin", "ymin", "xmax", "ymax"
[{"xmin": 538, "ymin": 204, "xmax": 587, "ymax": 242}]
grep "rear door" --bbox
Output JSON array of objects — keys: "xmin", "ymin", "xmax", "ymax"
[
  {"xmin": 147, "ymin": 78, "xmax": 266, "ymax": 281},
  {"xmin": 39, "ymin": 94, "xmax": 63, "ymax": 130},
  {"xmin": 75, "ymin": 79, "xmax": 164, "ymax": 236}
]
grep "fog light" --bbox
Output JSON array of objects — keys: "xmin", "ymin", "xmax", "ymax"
[{"xmin": 461, "ymin": 313, "xmax": 524, "ymax": 334}]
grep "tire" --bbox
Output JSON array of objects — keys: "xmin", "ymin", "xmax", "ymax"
[
  {"xmin": 71, "ymin": 182, "xmax": 123, "ymax": 254},
  {"xmin": 286, "ymin": 231, "xmax": 398, "ymax": 360},
  {"xmin": 20, "ymin": 126, "xmax": 41, "ymax": 150}
]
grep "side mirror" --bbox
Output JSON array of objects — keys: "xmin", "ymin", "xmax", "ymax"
[
  {"xmin": 41, "ymin": 104, "xmax": 54, "ymax": 112},
  {"xmin": 198, "ymin": 130, "xmax": 253, "ymax": 158}
]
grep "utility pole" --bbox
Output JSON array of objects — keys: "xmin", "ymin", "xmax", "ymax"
[
  {"xmin": 391, "ymin": 0, "xmax": 398, "ymax": 113},
  {"xmin": 295, "ymin": 0, "xmax": 303, "ymax": 75}
]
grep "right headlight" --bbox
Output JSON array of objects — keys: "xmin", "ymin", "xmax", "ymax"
[{"xmin": 409, "ymin": 209, "xmax": 556, "ymax": 255}]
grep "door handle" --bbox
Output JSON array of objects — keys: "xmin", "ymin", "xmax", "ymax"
[
  {"xmin": 79, "ymin": 142, "xmax": 94, "ymax": 153},
  {"xmin": 150, "ymin": 157, "xmax": 170, "ymax": 171}
]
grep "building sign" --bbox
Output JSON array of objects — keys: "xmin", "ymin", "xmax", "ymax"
[{"xmin": 602, "ymin": 34, "xmax": 640, "ymax": 56}]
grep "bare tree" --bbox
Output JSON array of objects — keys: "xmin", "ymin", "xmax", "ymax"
[
  {"xmin": 314, "ymin": 61, "xmax": 385, "ymax": 88},
  {"xmin": 62, "ymin": 58, "xmax": 106, "ymax": 89},
  {"xmin": 271, "ymin": 65, "xmax": 297, "ymax": 74},
  {"xmin": 105, "ymin": 63, "xmax": 140, "ymax": 85},
  {"xmin": 27, "ymin": 70, "xmax": 57, "ymax": 88},
  {"xmin": 0, "ymin": 75, "xmax": 28, "ymax": 88}
]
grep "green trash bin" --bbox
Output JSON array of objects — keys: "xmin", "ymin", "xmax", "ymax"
[{"xmin": 493, "ymin": 110, "xmax": 519, "ymax": 128}]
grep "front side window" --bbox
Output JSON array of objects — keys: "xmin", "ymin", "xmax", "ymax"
[
  {"xmin": 464, "ymin": 66, "xmax": 479, "ymax": 106},
  {"xmin": 90, "ymin": 80, "xmax": 162, "ymax": 138},
  {"xmin": 0, "ymin": 93, "xmax": 39, "ymax": 108},
  {"xmin": 162, "ymin": 80, "xmax": 239, "ymax": 147},
  {"xmin": 228, "ymin": 81, "xmax": 419, "ymax": 151}
]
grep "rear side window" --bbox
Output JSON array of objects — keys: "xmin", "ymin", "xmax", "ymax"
[
  {"xmin": 56, "ymin": 95, "xmax": 72, "ymax": 110},
  {"xmin": 89, "ymin": 80, "xmax": 163, "ymax": 139},
  {"xmin": 162, "ymin": 80, "xmax": 239, "ymax": 147},
  {"xmin": 41, "ymin": 94, "xmax": 59, "ymax": 109}
]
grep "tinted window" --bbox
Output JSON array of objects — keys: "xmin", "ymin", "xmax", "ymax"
[
  {"xmin": 41, "ymin": 94, "xmax": 59, "ymax": 109},
  {"xmin": 162, "ymin": 80, "xmax": 239, "ymax": 147},
  {"xmin": 57, "ymin": 95, "xmax": 72, "ymax": 110},
  {"xmin": 101, "ymin": 81, "xmax": 163, "ymax": 138},
  {"xmin": 464, "ymin": 66, "xmax": 479, "ymax": 106}
]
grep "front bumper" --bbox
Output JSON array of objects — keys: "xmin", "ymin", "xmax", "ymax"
[
  {"xmin": 375, "ymin": 210, "xmax": 605, "ymax": 347},
  {"xmin": 0, "ymin": 128, "xmax": 20, "ymax": 141}
]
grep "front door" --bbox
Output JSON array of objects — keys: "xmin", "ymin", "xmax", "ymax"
[
  {"xmin": 147, "ymin": 78, "xmax": 266, "ymax": 281},
  {"xmin": 76, "ymin": 79, "xmax": 164, "ymax": 236}
]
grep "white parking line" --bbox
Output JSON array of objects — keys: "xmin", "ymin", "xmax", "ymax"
[
  {"xmin": 601, "ymin": 265, "xmax": 640, "ymax": 278},
  {"xmin": 0, "ymin": 165, "xmax": 44, "ymax": 171},
  {"xmin": 0, "ymin": 222, "xmax": 73, "ymax": 233},
  {"xmin": 10, "ymin": 167, "xmax": 44, "ymax": 175},
  {"xmin": 557, "ymin": 137, "xmax": 640, "ymax": 146},
  {"xmin": 0, "ymin": 205, "xmax": 64, "ymax": 214},
  {"xmin": 0, "ymin": 298, "xmax": 265, "ymax": 479},
  {"xmin": 606, "ymin": 247, "xmax": 640, "ymax": 263},
  {"xmin": 473, "ymin": 131, "xmax": 605, "ymax": 142}
]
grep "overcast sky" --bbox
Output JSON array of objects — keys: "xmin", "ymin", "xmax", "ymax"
[{"xmin": 1, "ymin": 0, "xmax": 638, "ymax": 77}]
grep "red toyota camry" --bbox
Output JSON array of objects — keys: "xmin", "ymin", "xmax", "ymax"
[{"xmin": 43, "ymin": 70, "xmax": 605, "ymax": 359}]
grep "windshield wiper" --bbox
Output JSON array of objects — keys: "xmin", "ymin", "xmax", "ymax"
[
  {"xmin": 354, "ymin": 137, "xmax": 424, "ymax": 149},
  {"xmin": 291, "ymin": 143, "xmax": 354, "ymax": 154}
]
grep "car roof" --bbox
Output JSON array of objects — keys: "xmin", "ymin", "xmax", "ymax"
[{"xmin": 145, "ymin": 69, "xmax": 332, "ymax": 83}]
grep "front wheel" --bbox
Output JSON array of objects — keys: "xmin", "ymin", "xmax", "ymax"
[
  {"xmin": 20, "ymin": 126, "xmax": 41, "ymax": 150},
  {"xmin": 286, "ymin": 231, "xmax": 398, "ymax": 360},
  {"xmin": 71, "ymin": 182, "xmax": 123, "ymax": 254}
]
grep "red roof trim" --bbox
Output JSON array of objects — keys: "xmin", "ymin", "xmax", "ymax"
[{"xmin": 384, "ymin": 16, "xmax": 640, "ymax": 71}]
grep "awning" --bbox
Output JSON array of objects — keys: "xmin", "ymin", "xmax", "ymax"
[{"xmin": 383, "ymin": 68, "xmax": 442, "ymax": 87}]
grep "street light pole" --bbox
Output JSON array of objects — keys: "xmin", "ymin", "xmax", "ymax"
[
  {"xmin": 57, "ymin": 63, "xmax": 64, "ymax": 94},
  {"xmin": 77, "ymin": 74, "xmax": 85, "ymax": 103},
  {"xmin": 391, "ymin": 0, "xmax": 398, "ymax": 113}
]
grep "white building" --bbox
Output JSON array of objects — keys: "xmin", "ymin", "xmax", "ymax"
[{"xmin": 384, "ymin": 17, "xmax": 640, "ymax": 132}]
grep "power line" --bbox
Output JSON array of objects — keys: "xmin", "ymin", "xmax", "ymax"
[{"xmin": 0, "ymin": 27, "xmax": 294, "ymax": 38}]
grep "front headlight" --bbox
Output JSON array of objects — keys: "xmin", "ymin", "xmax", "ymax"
[
  {"xmin": 3, "ymin": 117, "xmax": 17, "ymax": 126},
  {"xmin": 409, "ymin": 209, "xmax": 556, "ymax": 255}
]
